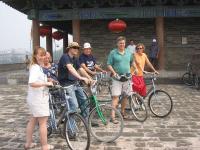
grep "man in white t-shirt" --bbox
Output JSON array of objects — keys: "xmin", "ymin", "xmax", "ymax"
[{"xmin": 127, "ymin": 39, "xmax": 136, "ymax": 54}]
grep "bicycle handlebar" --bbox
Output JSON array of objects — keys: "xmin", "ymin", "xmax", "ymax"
[
  {"xmin": 48, "ymin": 84, "xmax": 74, "ymax": 91},
  {"xmin": 143, "ymin": 71, "xmax": 158, "ymax": 76},
  {"xmin": 113, "ymin": 73, "xmax": 132, "ymax": 82}
]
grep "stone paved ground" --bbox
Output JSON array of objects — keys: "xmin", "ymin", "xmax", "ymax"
[{"xmin": 0, "ymin": 84, "xmax": 200, "ymax": 150}]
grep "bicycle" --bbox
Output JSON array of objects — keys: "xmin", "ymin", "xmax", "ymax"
[
  {"xmin": 182, "ymin": 62, "xmax": 195, "ymax": 86},
  {"xmin": 48, "ymin": 85, "xmax": 90, "ymax": 150},
  {"xmin": 81, "ymin": 81, "xmax": 124, "ymax": 143},
  {"xmin": 194, "ymin": 72, "xmax": 200, "ymax": 90},
  {"xmin": 142, "ymin": 71, "xmax": 173, "ymax": 118},
  {"xmin": 113, "ymin": 73, "xmax": 148, "ymax": 122},
  {"xmin": 114, "ymin": 71, "xmax": 173, "ymax": 121},
  {"xmin": 182, "ymin": 63, "xmax": 200, "ymax": 90},
  {"xmin": 93, "ymin": 72, "xmax": 111, "ymax": 95}
]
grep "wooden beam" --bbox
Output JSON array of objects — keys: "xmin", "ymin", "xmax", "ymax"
[{"xmin": 38, "ymin": 6, "xmax": 200, "ymax": 21}]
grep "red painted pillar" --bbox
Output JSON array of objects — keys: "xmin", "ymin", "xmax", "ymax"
[
  {"xmin": 72, "ymin": 19, "xmax": 80, "ymax": 44},
  {"xmin": 32, "ymin": 20, "xmax": 40, "ymax": 51},
  {"xmin": 46, "ymin": 27, "xmax": 53, "ymax": 58},
  {"xmin": 156, "ymin": 17, "xmax": 165, "ymax": 70},
  {"xmin": 63, "ymin": 32, "xmax": 68, "ymax": 53}
]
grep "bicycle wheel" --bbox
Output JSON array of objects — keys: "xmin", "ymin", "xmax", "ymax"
[
  {"xmin": 148, "ymin": 90, "xmax": 173, "ymax": 117},
  {"xmin": 64, "ymin": 113, "xmax": 90, "ymax": 150},
  {"xmin": 129, "ymin": 93, "xmax": 147, "ymax": 122},
  {"xmin": 194, "ymin": 75, "xmax": 200, "ymax": 90},
  {"xmin": 47, "ymin": 117, "xmax": 52, "ymax": 137},
  {"xmin": 89, "ymin": 104, "xmax": 124, "ymax": 142},
  {"xmin": 182, "ymin": 72, "xmax": 194, "ymax": 86},
  {"xmin": 47, "ymin": 109, "xmax": 55, "ymax": 137}
]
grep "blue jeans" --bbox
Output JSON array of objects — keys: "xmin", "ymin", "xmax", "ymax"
[{"xmin": 65, "ymin": 84, "xmax": 89, "ymax": 119}]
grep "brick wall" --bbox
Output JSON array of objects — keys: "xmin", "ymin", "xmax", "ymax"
[
  {"xmin": 165, "ymin": 18, "xmax": 200, "ymax": 70},
  {"xmin": 80, "ymin": 18, "xmax": 200, "ymax": 70}
]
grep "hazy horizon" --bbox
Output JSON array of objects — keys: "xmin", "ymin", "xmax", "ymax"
[{"xmin": 0, "ymin": 2, "xmax": 33, "ymax": 52}]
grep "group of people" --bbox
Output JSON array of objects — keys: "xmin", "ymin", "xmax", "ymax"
[
  {"xmin": 107, "ymin": 36, "xmax": 159, "ymax": 123},
  {"xmin": 127, "ymin": 38, "xmax": 160, "ymax": 69},
  {"xmin": 24, "ymin": 36, "xmax": 159, "ymax": 150}
]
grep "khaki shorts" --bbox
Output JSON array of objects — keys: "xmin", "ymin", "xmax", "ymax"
[{"xmin": 111, "ymin": 79, "xmax": 132, "ymax": 96}]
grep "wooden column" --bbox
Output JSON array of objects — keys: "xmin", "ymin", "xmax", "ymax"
[
  {"xmin": 63, "ymin": 32, "xmax": 68, "ymax": 53},
  {"xmin": 156, "ymin": 17, "xmax": 165, "ymax": 70},
  {"xmin": 72, "ymin": 19, "xmax": 80, "ymax": 43},
  {"xmin": 46, "ymin": 27, "xmax": 53, "ymax": 58},
  {"xmin": 32, "ymin": 20, "xmax": 40, "ymax": 51}
]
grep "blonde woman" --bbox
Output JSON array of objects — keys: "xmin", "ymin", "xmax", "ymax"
[
  {"xmin": 132, "ymin": 43, "xmax": 159, "ymax": 97},
  {"xmin": 24, "ymin": 47, "xmax": 53, "ymax": 150}
]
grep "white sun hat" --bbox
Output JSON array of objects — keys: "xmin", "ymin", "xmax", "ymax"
[{"xmin": 83, "ymin": 42, "xmax": 91, "ymax": 49}]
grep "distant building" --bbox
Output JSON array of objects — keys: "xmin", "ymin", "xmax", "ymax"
[{"xmin": 0, "ymin": 49, "xmax": 31, "ymax": 64}]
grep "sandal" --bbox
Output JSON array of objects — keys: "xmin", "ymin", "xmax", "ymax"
[
  {"xmin": 41, "ymin": 144, "xmax": 54, "ymax": 150},
  {"xmin": 47, "ymin": 144, "xmax": 54, "ymax": 150},
  {"xmin": 110, "ymin": 118, "xmax": 119, "ymax": 124},
  {"xmin": 121, "ymin": 113, "xmax": 129, "ymax": 119},
  {"xmin": 24, "ymin": 143, "xmax": 37, "ymax": 150}
]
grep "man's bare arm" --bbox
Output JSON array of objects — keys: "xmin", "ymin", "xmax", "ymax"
[
  {"xmin": 81, "ymin": 63, "xmax": 96, "ymax": 75},
  {"xmin": 107, "ymin": 65, "xmax": 117, "ymax": 77},
  {"xmin": 66, "ymin": 64, "xmax": 86, "ymax": 80}
]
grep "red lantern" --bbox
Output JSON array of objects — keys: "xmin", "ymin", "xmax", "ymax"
[
  {"xmin": 52, "ymin": 31, "xmax": 63, "ymax": 41},
  {"xmin": 39, "ymin": 26, "xmax": 51, "ymax": 37},
  {"xmin": 108, "ymin": 19, "xmax": 127, "ymax": 33}
]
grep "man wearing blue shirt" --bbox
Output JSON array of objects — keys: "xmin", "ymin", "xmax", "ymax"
[
  {"xmin": 58, "ymin": 42, "xmax": 92, "ymax": 119},
  {"xmin": 79, "ymin": 42, "xmax": 106, "ymax": 76}
]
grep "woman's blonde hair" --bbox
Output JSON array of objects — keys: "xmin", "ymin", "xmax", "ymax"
[
  {"xmin": 136, "ymin": 43, "xmax": 145, "ymax": 51},
  {"xmin": 30, "ymin": 46, "xmax": 46, "ymax": 66}
]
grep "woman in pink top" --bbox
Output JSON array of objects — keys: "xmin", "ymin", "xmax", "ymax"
[{"xmin": 132, "ymin": 43, "xmax": 159, "ymax": 96}]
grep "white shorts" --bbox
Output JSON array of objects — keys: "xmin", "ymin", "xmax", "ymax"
[{"xmin": 111, "ymin": 79, "xmax": 132, "ymax": 96}]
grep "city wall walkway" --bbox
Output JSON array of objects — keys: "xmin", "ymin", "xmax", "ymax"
[
  {"xmin": 0, "ymin": 84, "xmax": 200, "ymax": 149},
  {"xmin": 0, "ymin": 69, "xmax": 185, "ymax": 85}
]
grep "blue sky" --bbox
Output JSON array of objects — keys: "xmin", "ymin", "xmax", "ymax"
[{"xmin": 0, "ymin": 2, "xmax": 32, "ymax": 51}]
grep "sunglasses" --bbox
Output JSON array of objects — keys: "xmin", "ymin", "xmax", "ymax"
[
  {"xmin": 71, "ymin": 46, "xmax": 80, "ymax": 50},
  {"xmin": 136, "ymin": 47, "xmax": 143, "ymax": 50}
]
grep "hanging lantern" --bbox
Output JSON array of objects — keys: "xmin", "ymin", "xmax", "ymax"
[
  {"xmin": 39, "ymin": 26, "xmax": 51, "ymax": 37},
  {"xmin": 108, "ymin": 19, "xmax": 127, "ymax": 33},
  {"xmin": 52, "ymin": 31, "xmax": 64, "ymax": 41}
]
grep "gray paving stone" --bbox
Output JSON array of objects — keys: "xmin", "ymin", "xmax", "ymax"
[{"xmin": 0, "ymin": 84, "xmax": 200, "ymax": 149}]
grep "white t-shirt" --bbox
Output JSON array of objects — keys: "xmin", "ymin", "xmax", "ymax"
[
  {"xmin": 27, "ymin": 64, "xmax": 49, "ymax": 117},
  {"xmin": 127, "ymin": 45, "xmax": 136, "ymax": 54}
]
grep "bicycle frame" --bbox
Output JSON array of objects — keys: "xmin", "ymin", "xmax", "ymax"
[
  {"xmin": 80, "ymin": 81, "xmax": 108, "ymax": 125},
  {"xmin": 124, "ymin": 72, "xmax": 157, "ymax": 99},
  {"xmin": 88, "ymin": 94, "xmax": 107, "ymax": 124},
  {"xmin": 144, "ymin": 76, "xmax": 157, "ymax": 99},
  {"xmin": 48, "ymin": 87, "xmax": 77, "ymax": 132}
]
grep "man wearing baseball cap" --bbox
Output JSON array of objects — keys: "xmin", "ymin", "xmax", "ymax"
[
  {"xmin": 58, "ymin": 42, "xmax": 93, "ymax": 119},
  {"xmin": 79, "ymin": 42, "xmax": 106, "ymax": 76}
]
